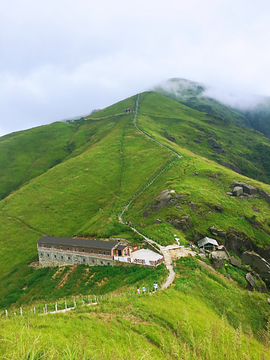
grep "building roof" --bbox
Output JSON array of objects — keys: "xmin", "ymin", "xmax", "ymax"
[
  {"xmin": 37, "ymin": 236, "xmax": 119, "ymax": 250},
  {"xmin": 197, "ymin": 237, "xmax": 219, "ymax": 248},
  {"xmin": 130, "ymin": 249, "xmax": 163, "ymax": 261},
  {"xmin": 115, "ymin": 244, "xmax": 128, "ymax": 250}
]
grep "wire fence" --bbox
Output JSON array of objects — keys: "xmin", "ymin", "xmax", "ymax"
[{"xmin": 1, "ymin": 286, "xmax": 160, "ymax": 319}]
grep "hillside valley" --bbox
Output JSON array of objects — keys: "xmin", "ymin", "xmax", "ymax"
[{"xmin": 1, "ymin": 84, "xmax": 270, "ymax": 358}]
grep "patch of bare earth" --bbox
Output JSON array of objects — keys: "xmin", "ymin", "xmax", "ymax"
[
  {"xmin": 169, "ymin": 248, "xmax": 195, "ymax": 262},
  {"xmin": 58, "ymin": 268, "xmax": 75, "ymax": 289}
]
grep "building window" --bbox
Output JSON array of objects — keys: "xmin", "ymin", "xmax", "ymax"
[
  {"xmin": 83, "ymin": 259, "xmax": 86, "ymax": 262},
  {"xmin": 92, "ymin": 260, "xmax": 94, "ymax": 263},
  {"xmin": 107, "ymin": 251, "xmax": 110, "ymax": 255},
  {"xmin": 103, "ymin": 251, "xmax": 105, "ymax": 255},
  {"xmin": 82, "ymin": 249, "xmax": 84, "ymax": 252},
  {"xmin": 47, "ymin": 254, "xmax": 49, "ymax": 257},
  {"xmin": 101, "ymin": 261, "xmax": 103, "ymax": 264},
  {"xmin": 68, "ymin": 256, "xmax": 71, "ymax": 260},
  {"xmin": 107, "ymin": 262, "xmax": 110, "ymax": 266},
  {"xmin": 60, "ymin": 246, "xmax": 62, "ymax": 250},
  {"xmin": 67, "ymin": 248, "xmax": 69, "ymax": 250},
  {"xmin": 91, "ymin": 250, "xmax": 93, "ymax": 253},
  {"xmin": 61, "ymin": 256, "xmax": 63, "ymax": 259},
  {"xmin": 40, "ymin": 253, "xmax": 43, "ymax": 257},
  {"xmin": 99, "ymin": 251, "xmax": 101, "ymax": 254},
  {"xmin": 54, "ymin": 255, "xmax": 56, "ymax": 258}
]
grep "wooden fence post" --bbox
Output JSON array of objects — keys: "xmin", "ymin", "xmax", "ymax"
[
  {"xmin": 55, "ymin": 302, "xmax": 57, "ymax": 312},
  {"xmin": 33, "ymin": 306, "xmax": 36, "ymax": 314},
  {"xmin": 73, "ymin": 300, "xmax": 76, "ymax": 308},
  {"xmin": 65, "ymin": 300, "xmax": 67, "ymax": 310},
  {"xmin": 5, "ymin": 309, "xmax": 8, "ymax": 318},
  {"xmin": 45, "ymin": 304, "xmax": 47, "ymax": 313},
  {"xmin": 20, "ymin": 307, "xmax": 22, "ymax": 316}
]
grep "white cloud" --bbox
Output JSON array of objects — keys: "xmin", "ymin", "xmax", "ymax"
[{"xmin": 1, "ymin": 0, "xmax": 270, "ymax": 135}]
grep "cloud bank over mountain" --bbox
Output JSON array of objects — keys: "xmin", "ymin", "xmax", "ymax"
[{"xmin": 1, "ymin": 0, "xmax": 270, "ymax": 136}]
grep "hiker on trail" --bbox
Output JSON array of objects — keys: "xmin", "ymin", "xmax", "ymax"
[
  {"xmin": 137, "ymin": 287, "xmax": 141, "ymax": 294},
  {"xmin": 142, "ymin": 285, "xmax": 146, "ymax": 294},
  {"xmin": 154, "ymin": 283, "xmax": 159, "ymax": 291}
]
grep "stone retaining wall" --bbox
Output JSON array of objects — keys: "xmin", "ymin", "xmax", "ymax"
[{"xmin": 38, "ymin": 249, "xmax": 114, "ymax": 267}]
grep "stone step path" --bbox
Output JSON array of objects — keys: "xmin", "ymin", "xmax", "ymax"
[{"xmin": 118, "ymin": 94, "xmax": 184, "ymax": 289}]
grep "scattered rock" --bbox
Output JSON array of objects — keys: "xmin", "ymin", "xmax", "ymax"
[
  {"xmin": 153, "ymin": 219, "xmax": 162, "ymax": 225},
  {"xmin": 209, "ymin": 225, "xmax": 226, "ymax": 237},
  {"xmin": 176, "ymin": 206, "xmax": 182, "ymax": 210},
  {"xmin": 245, "ymin": 272, "xmax": 255, "ymax": 287},
  {"xmin": 207, "ymin": 139, "xmax": 225, "ymax": 153},
  {"xmin": 252, "ymin": 206, "xmax": 260, "ymax": 213},
  {"xmin": 192, "ymin": 230, "xmax": 204, "ymax": 242},
  {"xmin": 215, "ymin": 204, "xmax": 223, "ymax": 212},
  {"xmin": 267, "ymin": 298, "xmax": 270, "ymax": 305},
  {"xmin": 226, "ymin": 192, "xmax": 233, "ymax": 196},
  {"xmin": 166, "ymin": 214, "xmax": 193, "ymax": 233},
  {"xmin": 230, "ymin": 256, "xmax": 242, "ymax": 269},
  {"xmin": 192, "ymin": 172, "xmax": 199, "ymax": 175},
  {"xmin": 226, "ymin": 274, "xmax": 231, "ymax": 280}
]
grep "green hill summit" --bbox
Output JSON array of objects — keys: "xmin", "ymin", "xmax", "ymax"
[{"xmin": 1, "ymin": 81, "xmax": 270, "ymax": 359}]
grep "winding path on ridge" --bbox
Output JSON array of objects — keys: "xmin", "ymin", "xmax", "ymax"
[{"xmin": 118, "ymin": 94, "xmax": 183, "ymax": 289}]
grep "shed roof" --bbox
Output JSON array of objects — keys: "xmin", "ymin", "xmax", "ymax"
[
  {"xmin": 197, "ymin": 237, "xmax": 219, "ymax": 248},
  {"xmin": 37, "ymin": 236, "xmax": 119, "ymax": 250}
]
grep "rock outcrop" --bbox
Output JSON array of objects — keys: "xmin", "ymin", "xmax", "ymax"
[
  {"xmin": 242, "ymin": 252, "xmax": 270, "ymax": 279},
  {"xmin": 144, "ymin": 190, "xmax": 190, "ymax": 217}
]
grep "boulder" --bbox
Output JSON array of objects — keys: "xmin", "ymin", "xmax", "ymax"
[
  {"xmin": 212, "ymin": 258, "xmax": 223, "ymax": 269},
  {"xmin": 226, "ymin": 274, "xmax": 231, "ymax": 280},
  {"xmin": 242, "ymin": 252, "xmax": 270, "ymax": 279},
  {"xmin": 153, "ymin": 219, "xmax": 162, "ymax": 224},
  {"xmin": 242, "ymin": 184, "xmax": 257, "ymax": 195},
  {"xmin": 230, "ymin": 256, "xmax": 242, "ymax": 269},
  {"xmin": 258, "ymin": 189, "xmax": 270, "ymax": 205},
  {"xmin": 233, "ymin": 186, "xmax": 243, "ymax": 196},
  {"xmin": 209, "ymin": 225, "xmax": 218, "ymax": 236},
  {"xmin": 245, "ymin": 273, "xmax": 255, "ymax": 287}
]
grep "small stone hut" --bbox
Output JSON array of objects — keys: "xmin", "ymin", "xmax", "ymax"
[{"xmin": 198, "ymin": 237, "xmax": 219, "ymax": 250}]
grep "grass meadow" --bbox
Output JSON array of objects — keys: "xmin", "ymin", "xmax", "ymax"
[{"xmin": 0, "ymin": 258, "xmax": 269, "ymax": 359}]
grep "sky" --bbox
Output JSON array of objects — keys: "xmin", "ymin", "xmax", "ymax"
[{"xmin": 1, "ymin": 0, "xmax": 270, "ymax": 136}]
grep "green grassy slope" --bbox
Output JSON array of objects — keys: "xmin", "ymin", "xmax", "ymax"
[
  {"xmin": 123, "ymin": 92, "xmax": 270, "ymax": 253},
  {"xmin": 138, "ymin": 91, "xmax": 270, "ymax": 183},
  {"xmin": 0, "ymin": 122, "xmax": 79, "ymax": 200},
  {"xmin": 0, "ymin": 101, "xmax": 174, "ymax": 307},
  {"xmin": 1, "ymin": 89, "xmax": 270, "ymax": 358},
  {"xmin": 1, "ymin": 258, "xmax": 270, "ymax": 359}
]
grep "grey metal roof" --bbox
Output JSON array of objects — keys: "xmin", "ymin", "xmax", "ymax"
[
  {"xmin": 115, "ymin": 244, "xmax": 128, "ymax": 250},
  {"xmin": 198, "ymin": 237, "xmax": 219, "ymax": 248},
  {"xmin": 37, "ymin": 236, "xmax": 119, "ymax": 249}
]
